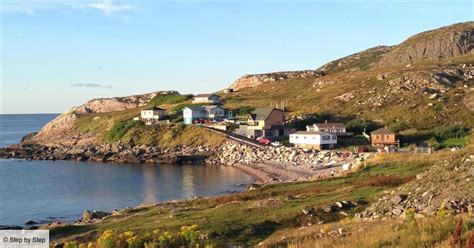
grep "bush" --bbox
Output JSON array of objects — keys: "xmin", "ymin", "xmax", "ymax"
[
  {"xmin": 97, "ymin": 230, "xmax": 114, "ymax": 248},
  {"xmin": 434, "ymin": 125, "xmax": 469, "ymax": 140},
  {"xmin": 426, "ymin": 137, "xmax": 443, "ymax": 150},
  {"xmin": 389, "ymin": 122, "xmax": 410, "ymax": 133},
  {"xmin": 233, "ymin": 106, "xmax": 255, "ymax": 116},
  {"xmin": 346, "ymin": 119, "xmax": 367, "ymax": 133}
]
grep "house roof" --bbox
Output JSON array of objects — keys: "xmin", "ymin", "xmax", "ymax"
[
  {"xmin": 292, "ymin": 131, "xmax": 332, "ymax": 135},
  {"xmin": 371, "ymin": 127, "xmax": 395, "ymax": 135},
  {"xmin": 204, "ymin": 105, "xmax": 223, "ymax": 111},
  {"xmin": 312, "ymin": 122, "xmax": 346, "ymax": 129},
  {"xmin": 184, "ymin": 105, "xmax": 224, "ymax": 112},
  {"xmin": 249, "ymin": 108, "xmax": 282, "ymax": 121},
  {"xmin": 144, "ymin": 106, "xmax": 165, "ymax": 111},
  {"xmin": 194, "ymin": 93, "xmax": 219, "ymax": 98},
  {"xmin": 185, "ymin": 106, "xmax": 205, "ymax": 111}
]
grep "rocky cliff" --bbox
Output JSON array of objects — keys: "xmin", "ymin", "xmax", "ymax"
[
  {"xmin": 30, "ymin": 91, "xmax": 177, "ymax": 146},
  {"xmin": 377, "ymin": 22, "xmax": 474, "ymax": 68},
  {"xmin": 229, "ymin": 70, "xmax": 323, "ymax": 91}
]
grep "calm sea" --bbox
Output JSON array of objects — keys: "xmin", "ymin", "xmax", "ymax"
[{"xmin": 0, "ymin": 114, "xmax": 254, "ymax": 226}]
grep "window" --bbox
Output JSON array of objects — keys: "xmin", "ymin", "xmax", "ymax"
[
  {"xmin": 332, "ymin": 135, "xmax": 336, "ymax": 140},
  {"xmin": 322, "ymin": 135, "xmax": 330, "ymax": 140}
]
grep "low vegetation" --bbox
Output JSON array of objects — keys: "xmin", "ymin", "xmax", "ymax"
[
  {"xmin": 148, "ymin": 93, "xmax": 191, "ymax": 107},
  {"xmin": 50, "ymin": 151, "xmax": 443, "ymax": 246}
]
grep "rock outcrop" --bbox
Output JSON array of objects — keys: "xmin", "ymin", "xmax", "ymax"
[
  {"xmin": 356, "ymin": 151, "xmax": 474, "ymax": 220},
  {"xmin": 228, "ymin": 70, "xmax": 323, "ymax": 91},
  {"xmin": 377, "ymin": 22, "xmax": 474, "ymax": 68}
]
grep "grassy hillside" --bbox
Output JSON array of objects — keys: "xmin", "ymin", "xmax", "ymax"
[
  {"xmin": 72, "ymin": 102, "xmax": 225, "ymax": 148},
  {"xmin": 221, "ymin": 55, "xmax": 474, "ymax": 131}
]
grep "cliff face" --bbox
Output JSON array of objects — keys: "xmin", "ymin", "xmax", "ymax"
[
  {"xmin": 31, "ymin": 91, "xmax": 176, "ymax": 146},
  {"xmin": 229, "ymin": 70, "xmax": 323, "ymax": 91},
  {"xmin": 377, "ymin": 22, "xmax": 474, "ymax": 68}
]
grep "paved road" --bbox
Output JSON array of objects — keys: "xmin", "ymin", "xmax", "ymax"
[{"xmin": 201, "ymin": 126, "xmax": 263, "ymax": 148}]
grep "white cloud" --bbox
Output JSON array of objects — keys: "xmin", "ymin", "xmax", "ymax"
[
  {"xmin": 84, "ymin": 1, "xmax": 133, "ymax": 16},
  {"xmin": 0, "ymin": 0, "xmax": 133, "ymax": 16},
  {"xmin": 70, "ymin": 83, "xmax": 113, "ymax": 89}
]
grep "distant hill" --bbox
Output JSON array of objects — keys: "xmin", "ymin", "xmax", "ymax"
[
  {"xmin": 223, "ymin": 22, "xmax": 474, "ymax": 130},
  {"xmin": 26, "ymin": 22, "xmax": 474, "ymax": 146}
]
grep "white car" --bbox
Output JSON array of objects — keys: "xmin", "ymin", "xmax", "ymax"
[{"xmin": 270, "ymin": 141, "xmax": 281, "ymax": 147}]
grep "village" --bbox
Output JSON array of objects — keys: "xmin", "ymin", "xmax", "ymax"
[
  {"xmin": 137, "ymin": 93, "xmax": 404, "ymax": 152},
  {"xmin": 128, "ymin": 92, "xmax": 426, "ymax": 180}
]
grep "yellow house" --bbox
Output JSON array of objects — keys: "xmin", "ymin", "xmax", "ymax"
[{"xmin": 247, "ymin": 108, "xmax": 284, "ymax": 130}]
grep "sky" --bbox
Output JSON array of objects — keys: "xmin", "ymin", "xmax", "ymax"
[{"xmin": 1, "ymin": 0, "xmax": 472, "ymax": 114}]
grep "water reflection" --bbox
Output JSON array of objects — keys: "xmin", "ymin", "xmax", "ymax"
[
  {"xmin": 182, "ymin": 166, "xmax": 196, "ymax": 199},
  {"xmin": 0, "ymin": 160, "xmax": 255, "ymax": 225},
  {"xmin": 142, "ymin": 165, "xmax": 158, "ymax": 204}
]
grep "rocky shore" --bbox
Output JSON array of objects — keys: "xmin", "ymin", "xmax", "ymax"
[
  {"xmin": 207, "ymin": 142, "xmax": 373, "ymax": 174},
  {"xmin": 0, "ymin": 142, "xmax": 218, "ymax": 165}
]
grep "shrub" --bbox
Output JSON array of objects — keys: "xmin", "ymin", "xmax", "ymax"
[
  {"xmin": 233, "ymin": 106, "xmax": 255, "ymax": 116},
  {"xmin": 97, "ymin": 230, "xmax": 114, "ymax": 248},
  {"xmin": 346, "ymin": 119, "xmax": 368, "ymax": 133},
  {"xmin": 64, "ymin": 241, "xmax": 79, "ymax": 248},
  {"xmin": 434, "ymin": 125, "xmax": 469, "ymax": 140},
  {"xmin": 389, "ymin": 122, "xmax": 410, "ymax": 133},
  {"xmin": 180, "ymin": 224, "xmax": 200, "ymax": 245}
]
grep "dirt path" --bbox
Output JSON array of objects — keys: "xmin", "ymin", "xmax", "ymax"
[
  {"xmin": 235, "ymin": 162, "xmax": 314, "ymax": 182},
  {"xmin": 235, "ymin": 162, "xmax": 345, "ymax": 183}
]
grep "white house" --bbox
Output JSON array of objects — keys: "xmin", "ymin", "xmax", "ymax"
[
  {"xmin": 192, "ymin": 94, "xmax": 222, "ymax": 104},
  {"xmin": 141, "ymin": 107, "xmax": 166, "ymax": 125},
  {"xmin": 289, "ymin": 131, "xmax": 337, "ymax": 149},
  {"xmin": 183, "ymin": 106, "xmax": 225, "ymax": 124},
  {"xmin": 306, "ymin": 121, "xmax": 351, "ymax": 136}
]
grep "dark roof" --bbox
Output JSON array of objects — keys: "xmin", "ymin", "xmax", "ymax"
[
  {"xmin": 194, "ymin": 93, "xmax": 219, "ymax": 98},
  {"xmin": 185, "ymin": 106, "xmax": 205, "ymax": 111},
  {"xmin": 371, "ymin": 127, "xmax": 395, "ymax": 135},
  {"xmin": 292, "ymin": 131, "xmax": 329, "ymax": 135},
  {"xmin": 249, "ymin": 108, "xmax": 282, "ymax": 121},
  {"xmin": 312, "ymin": 122, "xmax": 346, "ymax": 128},
  {"xmin": 144, "ymin": 106, "xmax": 165, "ymax": 111},
  {"xmin": 204, "ymin": 105, "xmax": 224, "ymax": 111}
]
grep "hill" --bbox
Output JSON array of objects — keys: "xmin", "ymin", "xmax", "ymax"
[{"xmin": 223, "ymin": 22, "xmax": 474, "ymax": 130}]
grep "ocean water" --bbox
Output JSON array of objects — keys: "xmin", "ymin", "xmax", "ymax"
[{"xmin": 0, "ymin": 114, "xmax": 254, "ymax": 226}]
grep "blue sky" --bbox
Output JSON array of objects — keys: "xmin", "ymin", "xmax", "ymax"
[{"xmin": 1, "ymin": 0, "xmax": 472, "ymax": 114}]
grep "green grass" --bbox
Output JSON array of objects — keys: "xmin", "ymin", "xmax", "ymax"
[
  {"xmin": 50, "ymin": 153, "xmax": 438, "ymax": 246},
  {"xmin": 148, "ymin": 93, "xmax": 191, "ymax": 106},
  {"xmin": 105, "ymin": 120, "xmax": 140, "ymax": 142}
]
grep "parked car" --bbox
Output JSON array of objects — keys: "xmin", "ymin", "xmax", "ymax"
[
  {"xmin": 258, "ymin": 138, "xmax": 271, "ymax": 145},
  {"xmin": 270, "ymin": 141, "xmax": 281, "ymax": 147},
  {"xmin": 357, "ymin": 146, "xmax": 369, "ymax": 153}
]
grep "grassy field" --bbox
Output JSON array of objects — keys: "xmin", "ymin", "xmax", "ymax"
[{"xmin": 50, "ymin": 150, "xmax": 448, "ymax": 247}]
